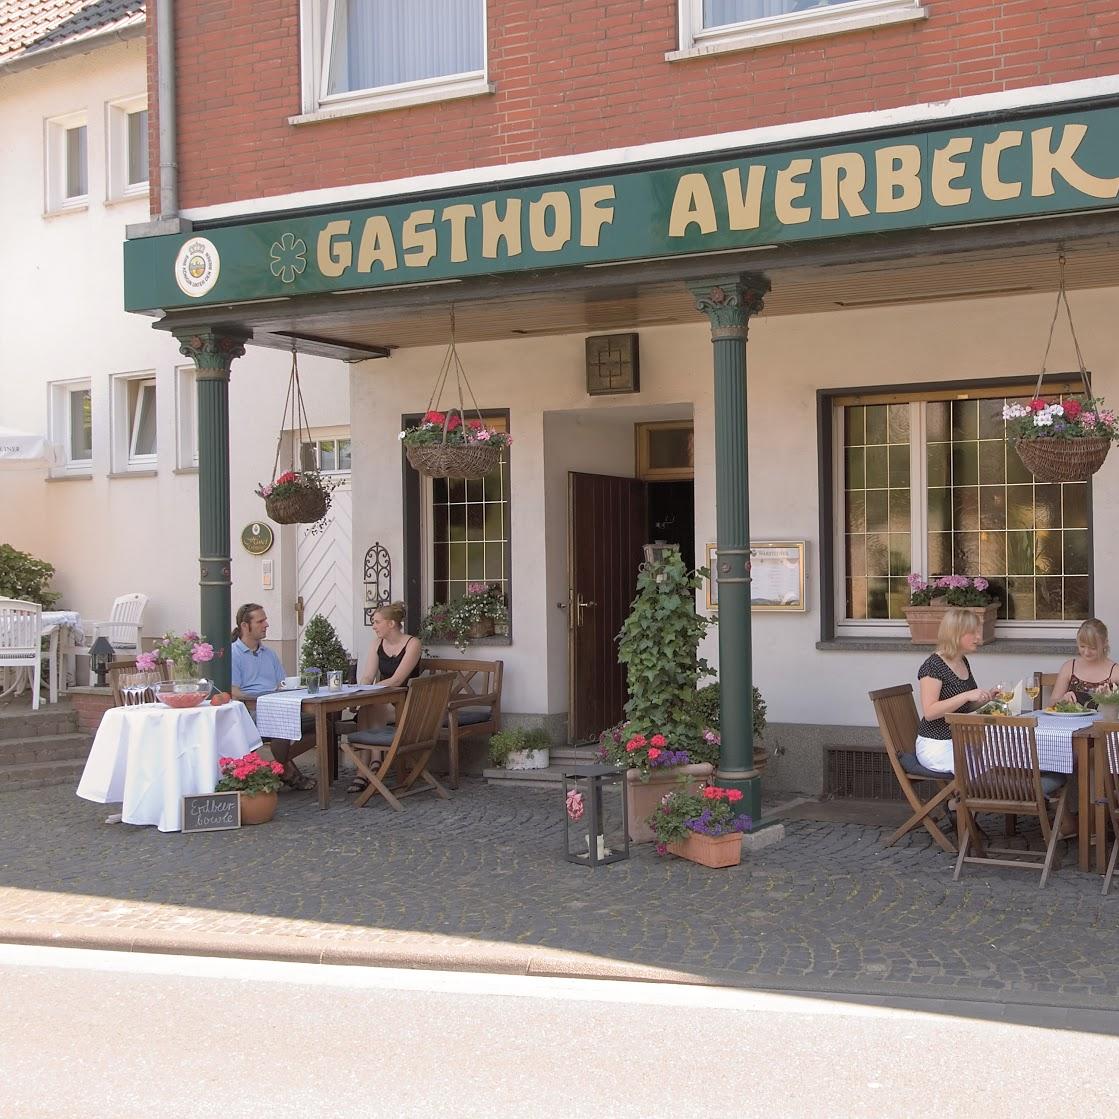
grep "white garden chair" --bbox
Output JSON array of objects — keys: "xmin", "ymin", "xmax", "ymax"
[
  {"xmin": 0, "ymin": 599, "xmax": 44, "ymax": 710},
  {"xmin": 81, "ymin": 592, "xmax": 148, "ymax": 654}
]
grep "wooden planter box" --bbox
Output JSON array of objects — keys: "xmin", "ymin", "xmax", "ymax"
[
  {"xmin": 667, "ymin": 831, "xmax": 743, "ymax": 868},
  {"xmin": 904, "ymin": 602, "xmax": 998, "ymax": 645},
  {"xmin": 625, "ymin": 763, "xmax": 713, "ymax": 844}
]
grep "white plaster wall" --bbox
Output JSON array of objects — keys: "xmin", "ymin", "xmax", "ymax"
[
  {"xmin": 0, "ymin": 40, "xmax": 347, "ymax": 658},
  {"xmin": 350, "ymin": 287, "xmax": 1119, "ymax": 730}
]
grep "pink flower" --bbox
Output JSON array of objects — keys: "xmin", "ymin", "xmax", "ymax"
[
  {"xmin": 473, "ymin": 429, "xmax": 491, "ymax": 442},
  {"xmin": 135, "ymin": 652, "xmax": 159, "ymax": 672},
  {"xmin": 183, "ymin": 630, "xmax": 200, "ymax": 642},
  {"xmin": 703, "ymin": 786, "xmax": 718, "ymax": 799},
  {"xmin": 727, "ymin": 789, "xmax": 744, "ymax": 802},
  {"xmin": 191, "ymin": 643, "xmax": 214, "ymax": 663},
  {"xmin": 973, "ymin": 577, "xmax": 989, "ymax": 591},
  {"xmin": 647, "ymin": 747, "xmax": 661, "ymax": 760},
  {"xmin": 1082, "ymin": 412, "xmax": 1098, "ymax": 427},
  {"xmin": 625, "ymin": 740, "xmax": 640, "ymax": 753},
  {"xmin": 650, "ymin": 733, "xmax": 666, "ymax": 747}
]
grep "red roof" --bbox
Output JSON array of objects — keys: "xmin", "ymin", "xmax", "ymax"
[{"xmin": 0, "ymin": 1, "xmax": 145, "ymax": 65}]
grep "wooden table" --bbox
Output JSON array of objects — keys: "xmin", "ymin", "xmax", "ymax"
[
  {"xmin": 301, "ymin": 686, "xmax": 407, "ymax": 810},
  {"xmin": 1073, "ymin": 729, "xmax": 1108, "ymax": 874}
]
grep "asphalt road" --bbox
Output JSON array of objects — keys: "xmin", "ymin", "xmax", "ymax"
[{"xmin": 1, "ymin": 945, "xmax": 1117, "ymax": 1119}]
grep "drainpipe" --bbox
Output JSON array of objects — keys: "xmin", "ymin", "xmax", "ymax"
[{"xmin": 156, "ymin": 0, "xmax": 177, "ymax": 219}]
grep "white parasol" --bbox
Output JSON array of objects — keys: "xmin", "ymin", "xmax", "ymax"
[{"xmin": 0, "ymin": 426, "xmax": 62, "ymax": 468}]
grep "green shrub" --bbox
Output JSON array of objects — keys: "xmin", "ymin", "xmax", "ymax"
[
  {"xmin": 488, "ymin": 726, "xmax": 551, "ymax": 767},
  {"xmin": 684, "ymin": 683, "xmax": 768, "ymax": 768},
  {"xmin": 299, "ymin": 613, "xmax": 351, "ymax": 674},
  {"xmin": 0, "ymin": 544, "xmax": 60, "ymax": 608}
]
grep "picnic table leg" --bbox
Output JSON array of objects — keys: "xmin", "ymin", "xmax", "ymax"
[
  {"xmin": 316, "ymin": 706, "xmax": 330, "ymax": 810},
  {"xmin": 1094, "ymin": 739, "xmax": 1108, "ymax": 875},
  {"xmin": 1077, "ymin": 735, "xmax": 1090, "ymax": 873}
]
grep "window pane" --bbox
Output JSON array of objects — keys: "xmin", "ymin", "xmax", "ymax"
[
  {"xmin": 328, "ymin": 0, "xmax": 484, "ymax": 95},
  {"xmin": 319, "ymin": 440, "xmax": 336, "ymax": 471},
  {"xmin": 702, "ymin": 0, "xmax": 860, "ymax": 28},
  {"xmin": 69, "ymin": 388, "xmax": 92, "ymax": 461},
  {"xmin": 131, "ymin": 383, "xmax": 157, "ymax": 457},
  {"xmin": 337, "ymin": 439, "xmax": 352, "ymax": 470},
  {"xmin": 647, "ymin": 427, "xmax": 693, "ymax": 470},
  {"xmin": 66, "ymin": 125, "xmax": 87, "ymax": 198},
  {"xmin": 127, "ymin": 109, "xmax": 149, "ymax": 184}
]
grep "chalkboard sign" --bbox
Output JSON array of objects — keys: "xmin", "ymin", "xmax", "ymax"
[{"xmin": 182, "ymin": 792, "xmax": 241, "ymax": 832}]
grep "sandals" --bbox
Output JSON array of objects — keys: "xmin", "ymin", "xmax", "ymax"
[
  {"xmin": 281, "ymin": 769, "xmax": 316, "ymax": 791},
  {"xmin": 347, "ymin": 775, "xmax": 370, "ymax": 795}
]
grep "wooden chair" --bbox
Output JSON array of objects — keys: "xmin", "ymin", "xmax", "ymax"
[
  {"xmin": 108, "ymin": 657, "xmax": 170, "ymax": 706},
  {"xmin": 868, "ymin": 684, "xmax": 957, "ymax": 853},
  {"xmin": 0, "ymin": 599, "xmax": 43, "ymax": 710},
  {"xmin": 420, "ymin": 657, "xmax": 503, "ymax": 789},
  {"xmin": 340, "ymin": 673, "xmax": 455, "ymax": 810},
  {"xmin": 1033, "ymin": 671, "xmax": 1059, "ymax": 709},
  {"xmin": 1095, "ymin": 720, "xmax": 1119, "ymax": 896},
  {"xmin": 946, "ymin": 713, "xmax": 1069, "ymax": 887}
]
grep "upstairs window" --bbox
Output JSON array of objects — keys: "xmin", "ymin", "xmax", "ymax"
[
  {"xmin": 111, "ymin": 372, "xmax": 158, "ymax": 471},
  {"xmin": 49, "ymin": 380, "xmax": 92, "ymax": 471},
  {"xmin": 299, "ymin": 0, "xmax": 489, "ymax": 119},
  {"xmin": 671, "ymin": 0, "xmax": 925, "ymax": 60},
  {"xmin": 107, "ymin": 96, "xmax": 149, "ymax": 200},
  {"xmin": 45, "ymin": 112, "xmax": 88, "ymax": 212}
]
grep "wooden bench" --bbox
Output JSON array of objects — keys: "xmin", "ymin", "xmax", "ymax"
[{"xmin": 419, "ymin": 657, "xmax": 503, "ymax": 789}]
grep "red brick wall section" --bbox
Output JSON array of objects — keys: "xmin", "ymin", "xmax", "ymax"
[
  {"xmin": 157, "ymin": 1, "xmax": 1119, "ymax": 212},
  {"xmin": 70, "ymin": 692, "xmax": 114, "ymax": 735}
]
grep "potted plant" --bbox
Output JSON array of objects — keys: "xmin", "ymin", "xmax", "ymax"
[
  {"xmin": 685, "ymin": 682, "xmax": 768, "ymax": 772},
  {"xmin": 420, "ymin": 582, "xmax": 508, "ymax": 651},
  {"xmin": 255, "ymin": 469, "xmax": 337, "ymax": 530},
  {"xmin": 1003, "ymin": 396, "xmax": 1119, "ymax": 483},
  {"xmin": 299, "ymin": 613, "xmax": 351, "ymax": 677},
  {"xmin": 646, "ymin": 782, "xmax": 752, "ymax": 868},
  {"xmin": 137, "ymin": 630, "xmax": 215, "ymax": 682},
  {"xmin": 904, "ymin": 573, "xmax": 999, "ymax": 645},
  {"xmin": 401, "ymin": 409, "xmax": 513, "ymax": 480},
  {"xmin": 215, "ymin": 751, "xmax": 285, "ymax": 824},
  {"xmin": 1093, "ymin": 682, "xmax": 1119, "ymax": 714},
  {"xmin": 488, "ymin": 726, "xmax": 551, "ymax": 770}
]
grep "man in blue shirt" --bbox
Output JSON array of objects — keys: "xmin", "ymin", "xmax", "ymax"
[{"xmin": 231, "ymin": 603, "xmax": 316, "ymax": 790}]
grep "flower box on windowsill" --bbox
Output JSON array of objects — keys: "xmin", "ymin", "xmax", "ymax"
[{"xmin": 904, "ymin": 601, "xmax": 998, "ymax": 645}]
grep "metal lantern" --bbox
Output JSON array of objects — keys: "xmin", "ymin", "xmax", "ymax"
[
  {"xmin": 89, "ymin": 636, "xmax": 115, "ymax": 687},
  {"xmin": 563, "ymin": 764, "xmax": 629, "ymax": 867},
  {"xmin": 643, "ymin": 541, "xmax": 678, "ymax": 565}
]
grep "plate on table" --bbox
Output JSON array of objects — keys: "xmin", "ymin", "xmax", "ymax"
[{"xmin": 1041, "ymin": 706, "xmax": 1094, "ymax": 717}]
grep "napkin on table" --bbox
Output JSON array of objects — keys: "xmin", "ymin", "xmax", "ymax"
[{"xmin": 1008, "ymin": 679, "xmax": 1025, "ymax": 715}]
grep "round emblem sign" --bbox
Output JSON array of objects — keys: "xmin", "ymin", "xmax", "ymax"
[
  {"xmin": 240, "ymin": 522, "xmax": 274, "ymax": 556},
  {"xmin": 174, "ymin": 237, "xmax": 221, "ymax": 298}
]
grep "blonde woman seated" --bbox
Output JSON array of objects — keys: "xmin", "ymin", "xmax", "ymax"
[
  {"xmin": 915, "ymin": 607, "xmax": 996, "ymax": 775},
  {"xmin": 347, "ymin": 602, "xmax": 423, "ymax": 794},
  {"xmin": 1052, "ymin": 618, "xmax": 1119, "ymax": 706}
]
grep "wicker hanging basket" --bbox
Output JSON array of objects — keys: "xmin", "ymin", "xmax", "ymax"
[
  {"xmin": 265, "ymin": 485, "xmax": 328, "ymax": 524},
  {"xmin": 405, "ymin": 442, "xmax": 502, "ymax": 480},
  {"xmin": 1014, "ymin": 436, "xmax": 1111, "ymax": 484},
  {"xmin": 1012, "ymin": 254, "xmax": 1111, "ymax": 484}
]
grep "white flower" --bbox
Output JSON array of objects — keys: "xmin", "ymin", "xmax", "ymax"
[
  {"xmin": 1049, "ymin": 404, "xmax": 1064, "ymax": 416},
  {"xmin": 1002, "ymin": 403, "xmax": 1029, "ymax": 419},
  {"xmin": 1034, "ymin": 411, "xmax": 1054, "ymax": 427},
  {"xmin": 398, "ymin": 430, "xmax": 407, "ymax": 440}
]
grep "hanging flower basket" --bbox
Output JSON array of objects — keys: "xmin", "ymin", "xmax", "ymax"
[
  {"xmin": 405, "ymin": 441, "xmax": 502, "ymax": 480},
  {"xmin": 264, "ymin": 477, "xmax": 329, "ymax": 524},
  {"xmin": 1013, "ymin": 435, "xmax": 1112, "ymax": 484}
]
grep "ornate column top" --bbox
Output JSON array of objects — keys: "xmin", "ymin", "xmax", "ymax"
[
  {"xmin": 687, "ymin": 274, "xmax": 771, "ymax": 340},
  {"xmin": 174, "ymin": 327, "xmax": 251, "ymax": 380}
]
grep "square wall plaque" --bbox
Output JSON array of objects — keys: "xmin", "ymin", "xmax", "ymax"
[{"xmin": 585, "ymin": 333, "xmax": 640, "ymax": 396}]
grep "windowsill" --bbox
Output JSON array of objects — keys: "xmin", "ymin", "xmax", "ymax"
[
  {"xmin": 108, "ymin": 469, "xmax": 158, "ymax": 479},
  {"xmin": 173, "ymin": 465, "xmax": 199, "ymax": 475},
  {"xmin": 105, "ymin": 187, "xmax": 149, "ymax": 207},
  {"xmin": 666, "ymin": 3, "xmax": 926, "ymax": 62},
  {"xmin": 46, "ymin": 471, "xmax": 92, "ymax": 482},
  {"xmin": 43, "ymin": 201, "xmax": 89, "ymax": 218},
  {"xmin": 422, "ymin": 635, "xmax": 511, "ymax": 649},
  {"xmin": 817, "ymin": 636, "xmax": 1071, "ymax": 655},
  {"xmin": 289, "ymin": 78, "xmax": 494, "ymax": 125}
]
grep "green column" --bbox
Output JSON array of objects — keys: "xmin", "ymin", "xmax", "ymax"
[
  {"xmin": 174, "ymin": 328, "xmax": 250, "ymax": 693},
  {"xmin": 688, "ymin": 275, "xmax": 770, "ymax": 826}
]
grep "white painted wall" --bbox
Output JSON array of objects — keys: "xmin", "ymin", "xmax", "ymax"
[
  {"xmin": 0, "ymin": 39, "xmax": 347, "ymax": 661},
  {"xmin": 350, "ymin": 286, "xmax": 1119, "ymax": 730}
]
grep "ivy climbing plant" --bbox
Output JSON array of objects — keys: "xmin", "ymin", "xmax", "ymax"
[{"xmin": 617, "ymin": 548, "xmax": 711, "ymax": 748}]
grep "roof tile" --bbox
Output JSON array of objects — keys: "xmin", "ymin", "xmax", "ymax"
[{"xmin": 0, "ymin": 1, "xmax": 145, "ymax": 64}]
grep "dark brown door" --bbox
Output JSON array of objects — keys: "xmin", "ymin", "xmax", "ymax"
[{"xmin": 568, "ymin": 471, "xmax": 647, "ymax": 742}]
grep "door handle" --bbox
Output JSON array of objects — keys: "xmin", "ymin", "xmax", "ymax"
[
  {"xmin": 295, "ymin": 595, "xmax": 305, "ymax": 626},
  {"xmin": 575, "ymin": 596, "xmax": 596, "ymax": 627}
]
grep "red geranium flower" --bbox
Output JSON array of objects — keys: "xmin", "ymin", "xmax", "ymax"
[
  {"xmin": 727, "ymin": 788, "xmax": 744, "ymax": 802},
  {"xmin": 446, "ymin": 413, "xmax": 462, "ymax": 431},
  {"xmin": 650, "ymin": 733, "xmax": 666, "ymax": 747},
  {"xmin": 467, "ymin": 418, "xmax": 484, "ymax": 430},
  {"xmin": 647, "ymin": 747, "xmax": 661, "ymax": 760},
  {"xmin": 275, "ymin": 471, "xmax": 297, "ymax": 485},
  {"xmin": 1029, "ymin": 398, "xmax": 1048, "ymax": 412},
  {"xmin": 424, "ymin": 410, "xmax": 446, "ymax": 425},
  {"xmin": 1063, "ymin": 399, "xmax": 1082, "ymax": 419}
]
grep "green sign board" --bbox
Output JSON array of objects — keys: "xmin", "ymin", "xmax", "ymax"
[{"xmin": 124, "ymin": 106, "xmax": 1119, "ymax": 314}]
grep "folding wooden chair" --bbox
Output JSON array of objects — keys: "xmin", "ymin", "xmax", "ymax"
[
  {"xmin": 1095, "ymin": 720, "xmax": 1119, "ymax": 896},
  {"xmin": 340, "ymin": 673, "xmax": 455, "ymax": 810},
  {"xmin": 869, "ymin": 684, "xmax": 957, "ymax": 853},
  {"xmin": 946, "ymin": 713, "xmax": 1069, "ymax": 887},
  {"xmin": 1032, "ymin": 671, "xmax": 1059, "ymax": 709}
]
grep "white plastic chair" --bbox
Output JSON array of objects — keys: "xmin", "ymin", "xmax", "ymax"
[
  {"xmin": 83, "ymin": 592, "xmax": 148, "ymax": 653},
  {"xmin": 0, "ymin": 599, "xmax": 43, "ymax": 710}
]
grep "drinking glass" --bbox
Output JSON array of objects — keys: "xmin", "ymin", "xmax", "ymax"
[{"xmin": 1025, "ymin": 685, "xmax": 1041, "ymax": 709}]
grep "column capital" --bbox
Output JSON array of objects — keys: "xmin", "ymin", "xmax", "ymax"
[
  {"xmin": 688, "ymin": 274, "xmax": 770, "ymax": 340},
  {"xmin": 174, "ymin": 327, "xmax": 251, "ymax": 381}
]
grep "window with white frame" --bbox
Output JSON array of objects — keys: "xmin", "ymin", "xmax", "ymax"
[
  {"xmin": 107, "ymin": 96, "xmax": 149, "ymax": 200},
  {"xmin": 672, "ymin": 0, "xmax": 925, "ymax": 59},
  {"xmin": 299, "ymin": 0, "xmax": 488, "ymax": 118},
  {"xmin": 111, "ymin": 372, "xmax": 158, "ymax": 470},
  {"xmin": 301, "ymin": 436, "xmax": 352, "ymax": 473},
  {"xmin": 49, "ymin": 380, "xmax": 93, "ymax": 470},
  {"xmin": 175, "ymin": 365, "xmax": 198, "ymax": 469},
  {"xmin": 45, "ymin": 112, "xmax": 89, "ymax": 212},
  {"xmin": 828, "ymin": 379, "xmax": 1088, "ymax": 636}
]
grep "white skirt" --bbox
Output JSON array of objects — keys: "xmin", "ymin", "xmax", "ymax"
[{"xmin": 915, "ymin": 735, "xmax": 954, "ymax": 775}]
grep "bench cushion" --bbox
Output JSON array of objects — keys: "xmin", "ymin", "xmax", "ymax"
[
  {"xmin": 447, "ymin": 705, "xmax": 492, "ymax": 727},
  {"xmin": 1040, "ymin": 771, "xmax": 1068, "ymax": 796},
  {"xmin": 899, "ymin": 752, "xmax": 953, "ymax": 781},
  {"xmin": 345, "ymin": 727, "xmax": 396, "ymax": 748}
]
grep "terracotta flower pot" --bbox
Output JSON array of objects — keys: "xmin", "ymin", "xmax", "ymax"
[
  {"xmin": 904, "ymin": 602, "xmax": 997, "ymax": 645},
  {"xmin": 466, "ymin": 617, "xmax": 495, "ymax": 639},
  {"xmin": 625, "ymin": 763, "xmax": 713, "ymax": 844},
  {"xmin": 667, "ymin": 831, "xmax": 743, "ymax": 868},
  {"xmin": 239, "ymin": 790, "xmax": 278, "ymax": 825}
]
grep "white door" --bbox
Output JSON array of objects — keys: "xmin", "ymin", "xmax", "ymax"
[{"xmin": 296, "ymin": 481, "xmax": 354, "ymax": 660}]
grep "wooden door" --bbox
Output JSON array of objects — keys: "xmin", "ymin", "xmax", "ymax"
[
  {"xmin": 568, "ymin": 471, "xmax": 646, "ymax": 742},
  {"xmin": 296, "ymin": 481, "xmax": 354, "ymax": 658}
]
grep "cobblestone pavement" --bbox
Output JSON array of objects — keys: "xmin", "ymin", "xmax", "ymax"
[{"xmin": 3, "ymin": 780, "xmax": 1118, "ymax": 1008}]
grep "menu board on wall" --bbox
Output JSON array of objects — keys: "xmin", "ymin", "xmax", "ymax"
[{"xmin": 705, "ymin": 541, "xmax": 807, "ymax": 613}]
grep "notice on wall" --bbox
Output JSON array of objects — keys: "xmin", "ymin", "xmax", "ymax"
[
  {"xmin": 182, "ymin": 792, "xmax": 241, "ymax": 833},
  {"xmin": 705, "ymin": 541, "xmax": 807, "ymax": 613}
]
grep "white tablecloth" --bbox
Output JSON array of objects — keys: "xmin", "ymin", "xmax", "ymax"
[
  {"xmin": 1034, "ymin": 710, "xmax": 1100, "ymax": 774},
  {"xmin": 76, "ymin": 701, "xmax": 262, "ymax": 831},
  {"xmin": 254, "ymin": 683, "xmax": 392, "ymax": 740},
  {"xmin": 42, "ymin": 610, "xmax": 84, "ymax": 646}
]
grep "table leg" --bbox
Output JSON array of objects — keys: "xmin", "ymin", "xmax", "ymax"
[
  {"xmin": 1094, "ymin": 740, "xmax": 1108, "ymax": 875},
  {"xmin": 315, "ymin": 706, "xmax": 330, "ymax": 810},
  {"xmin": 1077, "ymin": 735, "xmax": 1090, "ymax": 873}
]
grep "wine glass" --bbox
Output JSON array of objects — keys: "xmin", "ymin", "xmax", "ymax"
[{"xmin": 1024, "ymin": 684, "xmax": 1041, "ymax": 710}]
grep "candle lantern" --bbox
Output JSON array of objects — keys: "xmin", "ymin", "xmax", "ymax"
[
  {"xmin": 89, "ymin": 636, "xmax": 115, "ymax": 688},
  {"xmin": 563, "ymin": 763, "xmax": 629, "ymax": 867}
]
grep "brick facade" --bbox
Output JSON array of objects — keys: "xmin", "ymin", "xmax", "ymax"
[{"xmin": 154, "ymin": 1, "xmax": 1119, "ymax": 213}]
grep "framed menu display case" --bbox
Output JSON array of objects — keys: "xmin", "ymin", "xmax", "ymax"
[{"xmin": 705, "ymin": 541, "xmax": 807, "ymax": 613}]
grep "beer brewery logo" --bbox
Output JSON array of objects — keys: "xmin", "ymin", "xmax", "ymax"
[{"xmin": 174, "ymin": 237, "xmax": 221, "ymax": 297}]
